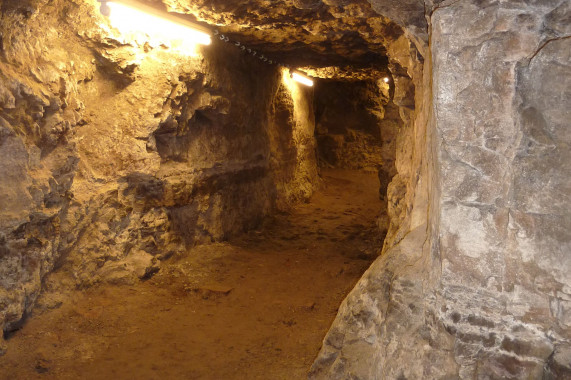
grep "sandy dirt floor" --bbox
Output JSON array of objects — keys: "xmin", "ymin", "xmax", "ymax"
[{"xmin": 0, "ymin": 169, "xmax": 383, "ymax": 380}]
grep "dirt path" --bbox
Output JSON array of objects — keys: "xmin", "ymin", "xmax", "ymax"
[{"xmin": 0, "ymin": 169, "xmax": 382, "ymax": 380}]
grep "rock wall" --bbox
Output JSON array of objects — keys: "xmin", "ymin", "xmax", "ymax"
[
  {"xmin": 432, "ymin": 1, "xmax": 570, "ymax": 377},
  {"xmin": 312, "ymin": 77, "xmax": 408, "ymax": 243},
  {"xmin": 0, "ymin": 0, "xmax": 316, "ymax": 340},
  {"xmin": 312, "ymin": 0, "xmax": 571, "ymax": 379},
  {"xmin": 310, "ymin": 30, "xmax": 445, "ymax": 379},
  {"xmin": 268, "ymin": 70, "xmax": 318, "ymax": 211},
  {"xmin": 314, "ymin": 80, "xmax": 386, "ymax": 171}
]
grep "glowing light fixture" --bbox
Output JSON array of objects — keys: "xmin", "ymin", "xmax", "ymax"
[
  {"xmin": 383, "ymin": 77, "xmax": 390, "ymax": 83},
  {"xmin": 98, "ymin": 0, "xmax": 212, "ymax": 46},
  {"xmin": 290, "ymin": 71, "xmax": 314, "ymax": 87}
]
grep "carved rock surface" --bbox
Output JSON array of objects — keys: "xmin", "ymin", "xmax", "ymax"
[
  {"xmin": 0, "ymin": 0, "xmax": 317, "ymax": 334},
  {"xmin": 0, "ymin": 0, "xmax": 569, "ymax": 378},
  {"xmin": 166, "ymin": 0, "xmax": 409, "ymax": 76},
  {"xmin": 311, "ymin": 0, "xmax": 571, "ymax": 379},
  {"xmin": 314, "ymin": 80, "xmax": 387, "ymax": 171},
  {"xmin": 432, "ymin": 1, "xmax": 571, "ymax": 378}
]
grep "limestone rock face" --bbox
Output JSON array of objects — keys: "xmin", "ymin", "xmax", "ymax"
[
  {"xmin": 311, "ymin": 0, "xmax": 571, "ymax": 379},
  {"xmin": 0, "ymin": 0, "xmax": 569, "ymax": 377},
  {"xmin": 310, "ymin": 225, "xmax": 458, "ymax": 379},
  {"xmin": 268, "ymin": 71, "xmax": 319, "ymax": 210},
  {"xmin": 310, "ymin": 26, "xmax": 438, "ymax": 379},
  {"xmin": 0, "ymin": 0, "xmax": 316, "ymax": 334},
  {"xmin": 314, "ymin": 80, "xmax": 387, "ymax": 171},
  {"xmin": 166, "ymin": 0, "xmax": 406, "ymax": 76},
  {"xmin": 368, "ymin": 0, "xmax": 427, "ymax": 47},
  {"xmin": 432, "ymin": 1, "xmax": 571, "ymax": 377}
]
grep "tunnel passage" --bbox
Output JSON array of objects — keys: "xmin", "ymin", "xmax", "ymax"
[
  {"xmin": 0, "ymin": 1, "xmax": 421, "ymax": 374},
  {"xmin": 0, "ymin": 56, "xmax": 402, "ymax": 378},
  {"xmin": 313, "ymin": 78, "xmax": 406, "ymax": 244},
  {"xmin": 10, "ymin": 0, "xmax": 571, "ymax": 380}
]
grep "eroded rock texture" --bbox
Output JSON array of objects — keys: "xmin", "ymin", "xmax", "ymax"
[
  {"xmin": 433, "ymin": 1, "xmax": 571, "ymax": 377},
  {"xmin": 268, "ymin": 71, "xmax": 318, "ymax": 210},
  {"xmin": 166, "ymin": 0, "xmax": 402, "ymax": 72},
  {"xmin": 310, "ymin": 24, "xmax": 443, "ymax": 379},
  {"xmin": 311, "ymin": 0, "xmax": 571, "ymax": 379},
  {"xmin": 0, "ymin": 0, "xmax": 569, "ymax": 377},
  {"xmin": 0, "ymin": 0, "xmax": 317, "ymax": 336},
  {"xmin": 314, "ymin": 80, "xmax": 386, "ymax": 170}
]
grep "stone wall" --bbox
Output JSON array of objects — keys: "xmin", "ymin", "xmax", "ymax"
[
  {"xmin": 314, "ymin": 80, "xmax": 386, "ymax": 171},
  {"xmin": 312, "ymin": 78, "xmax": 407, "ymax": 244},
  {"xmin": 0, "ymin": 0, "xmax": 317, "ymax": 339},
  {"xmin": 311, "ymin": 0, "xmax": 571, "ymax": 378},
  {"xmin": 268, "ymin": 70, "xmax": 318, "ymax": 211},
  {"xmin": 432, "ymin": 1, "xmax": 571, "ymax": 377},
  {"xmin": 310, "ymin": 30, "xmax": 445, "ymax": 379}
]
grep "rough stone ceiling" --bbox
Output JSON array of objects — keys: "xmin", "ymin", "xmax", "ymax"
[{"xmin": 154, "ymin": 0, "xmax": 408, "ymax": 79}]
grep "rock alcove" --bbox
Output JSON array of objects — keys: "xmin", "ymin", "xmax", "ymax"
[{"xmin": 0, "ymin": 0, "xmax": 570, "ymax": 379}]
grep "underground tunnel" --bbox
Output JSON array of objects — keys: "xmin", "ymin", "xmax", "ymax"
[{"xmin": 0, "ymin": 0, "xmax": 570, "ymax": 379}]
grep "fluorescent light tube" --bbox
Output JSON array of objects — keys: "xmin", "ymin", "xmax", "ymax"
[
  {"xmin": 99, "ymin": 0, "xmax": 211, "ymax": 46},
  {"xmin": 291, "ymin": 71, "xmax": 314, "ymax": 87}
]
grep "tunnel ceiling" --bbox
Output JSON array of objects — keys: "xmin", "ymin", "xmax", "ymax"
[{"xmin": 158, "ymin": 0, "xmax": 408, "ymax": 80}]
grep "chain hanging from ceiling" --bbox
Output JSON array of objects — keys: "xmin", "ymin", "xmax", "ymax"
[{"xmin": 213, "ymin": 29, "xmax": 294, "ymax": 71}]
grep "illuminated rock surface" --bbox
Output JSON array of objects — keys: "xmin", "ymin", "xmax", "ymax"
[
  {"xmin": 0, "ymin": 0, "xmax": 570, "ymax": 378},
  {"xmin": 0, "ymin": 0, "xmax": 318, "ymax": 335},
  {"xmin": 310, "ymin": 1, "xmax": 571, "ymax": 379}
]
